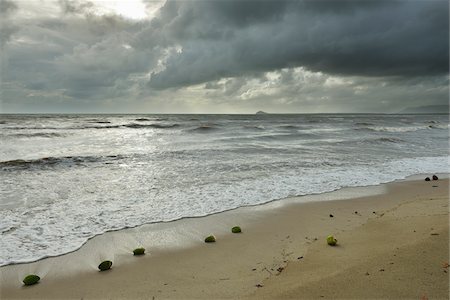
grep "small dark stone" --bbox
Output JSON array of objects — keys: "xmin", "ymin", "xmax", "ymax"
[
  {"xmin": 329, "ymin": 214, "xmax": 334, "ymax": 218},
  {"xmin": 379, "ymin": 269, "xmax": 385, "ymax": 272},
  {"xmin": 256, "ymin": 283, "xmax": 264, "ymax": 288},
  {"xmin": 354, "ymin": 211, "xmax": 358, "ymax": 214},
  {"xmin": 297, "ymin": 256, "xmax": 303, "ymax": 260},
  {"xmin": 425, "ymin": 177, "xmax": 431, "ymax": 181},
  {"xmin": 432, "ymin": 175, "xmax": 439, "ymax": 180},
  {"xmin": 365, "ymin": 272, "xmax": 370, "ymax": 276}
]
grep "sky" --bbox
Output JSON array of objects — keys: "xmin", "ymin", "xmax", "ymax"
[{"xmin": 0, "ymin": 0, "xmax": 448, "ymax": 113}]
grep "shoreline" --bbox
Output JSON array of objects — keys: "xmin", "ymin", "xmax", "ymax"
[
  {"xmin": 0, "ymin": 172, "xmax": 441, "ymax": 268},
  {"xmin": 1, "ymin": 175, "xmax": 448, "ymax": 299}
]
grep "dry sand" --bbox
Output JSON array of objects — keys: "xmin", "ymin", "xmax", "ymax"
[{"xmin": 1, "ymin": 177, "xmax": 448, "ymax": 299}]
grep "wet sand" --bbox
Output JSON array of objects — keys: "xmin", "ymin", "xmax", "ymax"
[{"xmin": 1, "ymin": 177, "xmax": 448, "ymax": 299}]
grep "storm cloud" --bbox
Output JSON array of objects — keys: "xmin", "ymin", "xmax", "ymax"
[
  {"xmin": 148, "ymin": 0, "xmax": 448, "ymax": 89},
  {"xmin": 0, "ymin": 0, "xmax": 448, "ymax": 113}
]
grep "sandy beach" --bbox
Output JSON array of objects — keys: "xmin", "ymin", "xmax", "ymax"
[{"xmin": 1, "ymin": 176, "xmax": 448, "ymax": 299}]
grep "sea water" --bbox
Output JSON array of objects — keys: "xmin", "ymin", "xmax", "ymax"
[{"xmin": 0, "ymin": 113, "xmax": 448, "ymax": 265}]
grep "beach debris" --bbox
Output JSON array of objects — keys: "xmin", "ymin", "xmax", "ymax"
[
  {"xmin": 432, "ymin": 185, "xmax": 438, "ymax": 187},
  {"xmin": 425, "ymin": 177, "xmax": 431, "ymax": 181},
  {"xmin": 354, "ymin": 211, "xmax": 358, "ymax": 214},
  {"xmin": 297, "ymin": 256, "xmax": 303, "ymax": 260},
  {"xmin": 256, "ymin": 283, "xmax": 264, "ymax": 288},
  {"xmin": 252, "ymin": 268, "xmax": 257, "ymax": 271},
  {"xmin": 133, "ymin": 247, "xmax": 146, "ymax": 256},
  {"xmin": 231, "ymin": 226, "xmax": 242, "ymax": 233},
  {"xmin": 326, "ymin": 235, "xmax": 337, "ymax": 246},
  {"xmin": 442, "ymin": 262, "xmax": 449, "ymax": 269},
  {"xmin": 365, "ymin": 272, "xmax": 370, "ymax": 276},
  {"xmin": 204, "ymin": 235, "xmax": 216, "ymax": 243},
  {"xmin": 432, "ymin": 175, "xmax": 439, "ymax": 180},
  {"xmin": 379, "ymin": 268, "xmax": 385, "ymax": 272},
  {"xmin": 329, "ymin": 214, "xmax": 334, "ymax": 218},
  {"xmin": 98, "ymin": 260, "xmax": 113, "ymax": 271},
  {"xmin": 430, "ymin": 233, "xmax": 439, "ymax": 236},
  {"xmin": 277, "ymin": 267, "xmax": 285, "ymax": 273},
  {"xmin": 262, "ymin": 267, "xmax": 273, "ymax": 275},
  {"xmin": 23, "ymin": 274, "xmax": 40, "ymax": 286}
]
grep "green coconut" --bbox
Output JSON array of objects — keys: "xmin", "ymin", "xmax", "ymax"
[
  {"xmin": 326, "ymin": 235, "xmax": 337, "ymax": 246},
  {"xmin": 133, "ymin": 248, "xmax": 145, "ymax": 256},
  {"xmin": 23, "ymin": 274, "xmax": 40, "ymax": 286},
  {"xmin": 98, "ymin": 260, "xmax": 113, "ymax": 271},
  {"xmin": 231, "ymin": 226, "xmax": 242, "ymax": 233},
  {"xmin": 204, "ymin": 235, "xmax": 216, "ymax": 243}
]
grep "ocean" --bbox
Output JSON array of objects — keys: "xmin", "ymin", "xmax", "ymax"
[{"xmin": 0, "ymin": 113, "xmax": 448, "ymax": 266}]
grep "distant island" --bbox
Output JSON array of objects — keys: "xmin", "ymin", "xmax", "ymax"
[{"xmin": 256, "ymin": 111, "xmax": 268, "ymax": 115}]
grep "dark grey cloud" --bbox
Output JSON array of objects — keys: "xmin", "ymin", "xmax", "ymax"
[
  {"xmin": 0, "ymin": 0, "xmax": 17, "ymax": 16},
  {"xmin": 148, "ymin": 0, "xmax": 449, "ymax": 89},
  {"xmin": 0, "ymin": 0, "xmax": 19, "ymax": 46},
  {"xmin": 58, "ymin": 0, "xmax": 95, "ymax": 15}
]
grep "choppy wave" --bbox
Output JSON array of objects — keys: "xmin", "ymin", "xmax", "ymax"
[
  {"xmin": 189, "ymin": 124, "xmax": 218, "ymax": 132},
  {"xmin": 366, "ymin": 137, "xmax": 405, "ymax": 143},
  {"xmin": 278, "ymin": 124, "xmax": 301, "ymax": 129},
  {"xmin": 0, "ymin": 155, "xmax": 123, "ymax": 170},
  {"xmin": 2, "ymin": 132, "xmax": 67, "ymax": 138},
  {"xmin": 354, "ymin": 122, "xmax": 375, "ymax": 126},
  {"xmin": 365, "ymin": 125, "xmax": 432, "ymax": 133},
  {"xmin": 243, "ymin": 125, "xmax": 265, "ymax": 130},
  {"xmin": 87, "ymin": 119, "xmax": 111, "ymax": 124},
  {"xmin": 2, "ymin": 123, "xmax": 181, "ymax": 131},
  {"xmin": 123, "ymin": 123, "xmax": 180, "ymax": 129}
]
